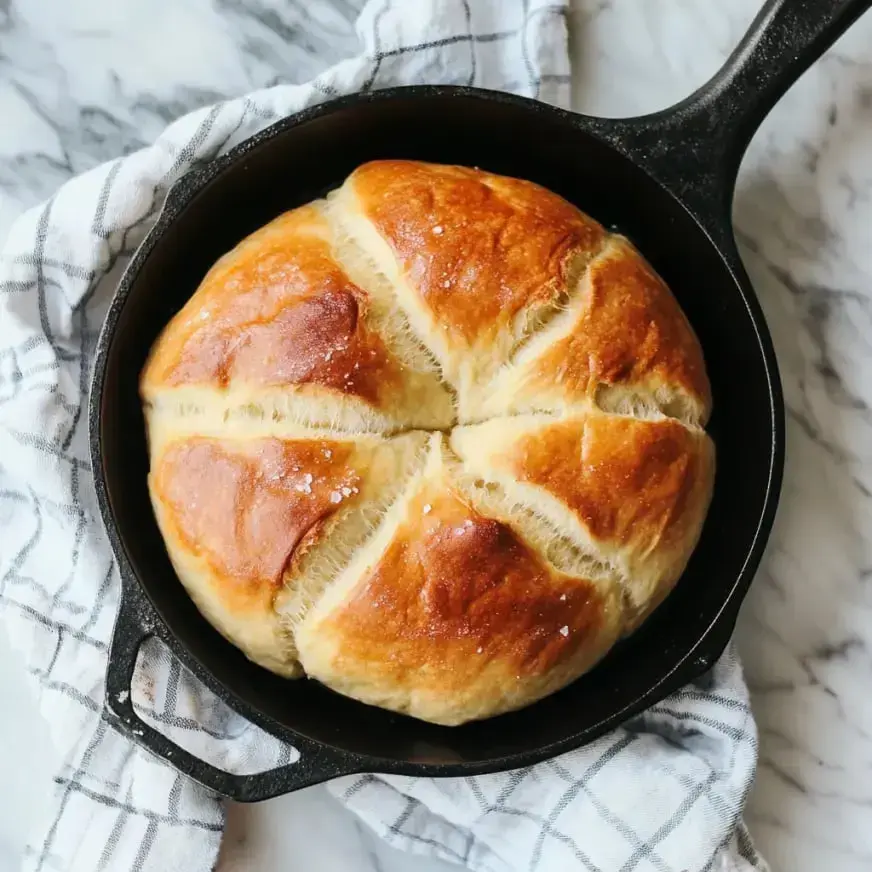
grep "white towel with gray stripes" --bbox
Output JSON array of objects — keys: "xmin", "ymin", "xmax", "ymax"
[{"xmin": 0, "ymin": 1, "xmax": 768, "ymax": 870}]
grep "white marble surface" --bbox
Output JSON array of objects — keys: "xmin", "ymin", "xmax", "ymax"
[{"xmin": 1, "ymin": 0, "xmax": 872, "ymax": 870}]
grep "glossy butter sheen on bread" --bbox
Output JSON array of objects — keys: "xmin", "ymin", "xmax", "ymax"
[{"xmin": 140, "ymin": 160, "xmax": 714, "ymax": 725}]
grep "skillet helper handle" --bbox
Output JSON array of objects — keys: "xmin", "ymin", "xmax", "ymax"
[{"xmin": 104, "ymin": 577, "xmax": 352, "ymax": 802}]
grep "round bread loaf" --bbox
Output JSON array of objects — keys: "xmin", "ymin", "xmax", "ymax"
[{"xmin": 141, "ymin": 160, "xmax": 714, "ymax": 726}]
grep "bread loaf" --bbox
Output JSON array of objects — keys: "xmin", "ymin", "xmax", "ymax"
[{"xmin": 141, "ymin": 160, "xmax": 714, "ymax": 725}]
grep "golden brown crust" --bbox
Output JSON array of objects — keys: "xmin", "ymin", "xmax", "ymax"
[
  {"xmin": 152, "ymin": 436, "xmax": 360, "ymax": 615},
  {"xmin": 140, "ymin": 205, "xmax": 451, "ymax": 430},
  {"xmin": 498, "ymin": 236, "xmax": 711, "ymax": 422},
  {"xmin": 161, "ymin": 285, "xmax": 395, "ymax": 405},
  {"xmin": 450, "ymin": 412, "xmax": 714, "ymax": 630},
  {"xmin": 299, "ymin": 482, "xmax": 622, "ymax": 724},
  {"xmin": 330, "ymin": 492, "xmax": 600, "ymax": 675},
  {"xmin": 506, "ymin": 414, "xmax": 707, "ymax": 555},
  {"xmin": 347, "ymin": 160, "xmax": 606, "ymax": 344},
  {"xmin": 142, "ymin": 159, "xmax": 715, "ymax": 724}
]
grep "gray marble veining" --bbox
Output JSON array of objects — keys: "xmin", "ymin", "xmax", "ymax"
[{"xmin": 0, "ymin": 0, "xmax": 364, "ymax": 238}]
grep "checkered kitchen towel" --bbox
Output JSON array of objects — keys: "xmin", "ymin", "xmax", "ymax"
[{"xmin": 0, "ymin": 1, "xmax": 767, "ymax": 870}]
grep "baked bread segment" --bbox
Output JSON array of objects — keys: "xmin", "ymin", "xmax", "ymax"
[
  {"xmin": 480, "ymin": 235, "xmax": 711, "ymax": 425},
  {"xmin": 294, "ymin": 435, "xmax": 623, "ymax": 725},
  {"xmin": 451, "ymin": 411, "xmax": 714, "ymax": 630},
  {"xmin": 141, "ymin": 204, "xmax": 453, "ymax": 432},
  {"xmin": 148, "ymin": 428, "xmax": 428, "ymax": 676},
  {"xmin": 333, "ymin": 160, "xmax": 607, "ymax": 417}
]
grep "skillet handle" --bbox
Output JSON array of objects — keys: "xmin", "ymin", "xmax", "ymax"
[
  {"xmin": 592, "ymin": 0, "xmax": 872, "ymax": 227},
  {"xmin": 688, "ymin": 0, "xmax": 871, "ymax": 159},
  {"xmin": 104, "ymin": 576, "xmax": 357, "ymax": 802}
]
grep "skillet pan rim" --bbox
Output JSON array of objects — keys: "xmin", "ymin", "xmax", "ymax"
[{"xmin": 89, "ymin": 84, "xmax": 784, "ymax": 779}]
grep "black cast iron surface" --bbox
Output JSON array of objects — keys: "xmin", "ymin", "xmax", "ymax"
[{"xmin": 90, "ymin": 0, "xmax": 870, "ymax": 801}]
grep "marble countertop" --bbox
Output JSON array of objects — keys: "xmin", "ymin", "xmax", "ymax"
[{"xmin": 2, "ymin": 1, "xmax": 872, "ymax": 870}]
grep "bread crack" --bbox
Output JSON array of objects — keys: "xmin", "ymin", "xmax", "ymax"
[
  {"xmin": 503, "ymin": 233, "xmax": 611, "ymax": 369},
  {"xmin": 323, "ymin": 194, "xmax": 460, "ymax": 402}
]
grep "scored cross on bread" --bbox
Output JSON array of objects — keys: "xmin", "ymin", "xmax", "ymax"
[{"xmin": 141, "ymin": 159, "xmax": 714, "ymax": 726}]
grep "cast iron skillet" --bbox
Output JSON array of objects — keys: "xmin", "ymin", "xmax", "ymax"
[{"xmin": 90, "ymin": 0, "xmax": 870, "ymax": 801}]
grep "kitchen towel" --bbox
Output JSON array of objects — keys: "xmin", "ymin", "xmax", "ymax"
[{"xmin": 0, "ymin": 1, "xmax": 767, "ymax": 870}]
